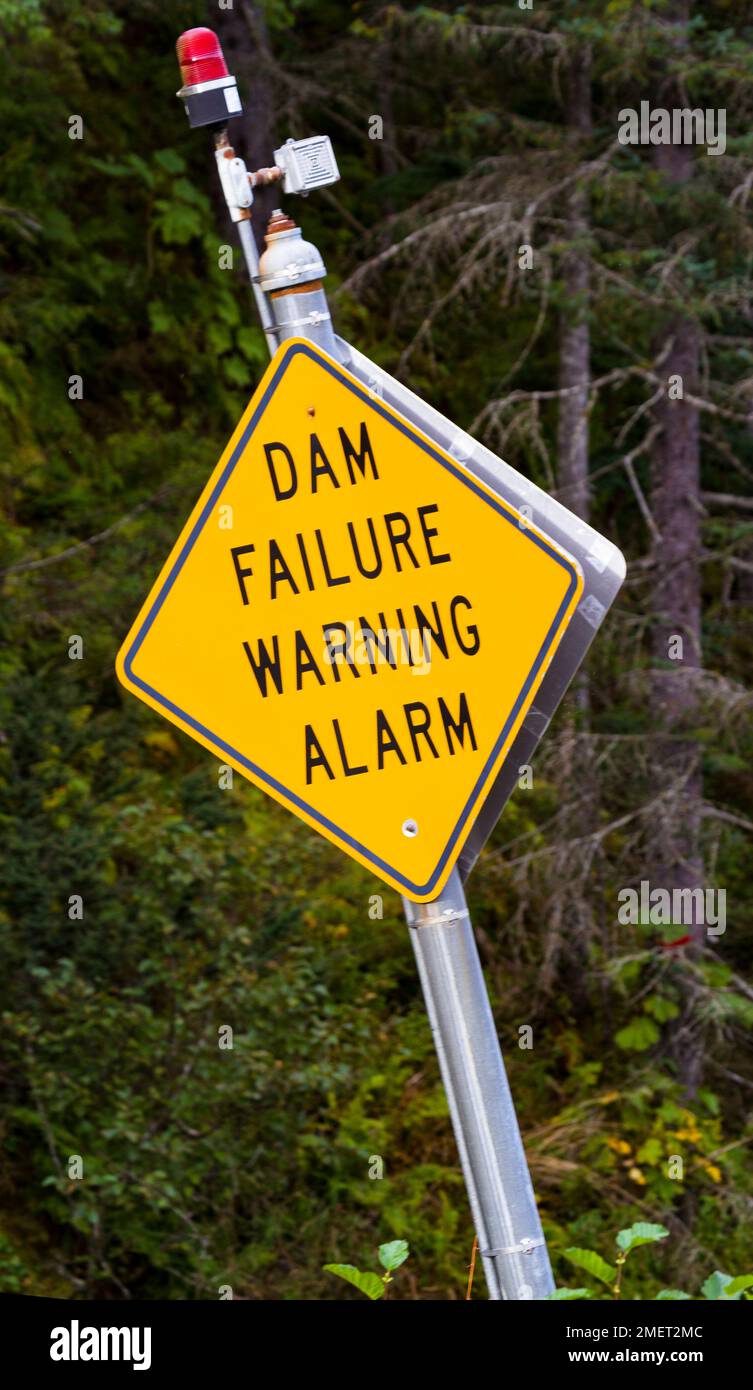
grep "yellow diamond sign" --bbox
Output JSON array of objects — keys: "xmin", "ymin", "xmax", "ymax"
[{"xmin": 117, "ymin": 340, "xmax": 583, "ymax": 901}]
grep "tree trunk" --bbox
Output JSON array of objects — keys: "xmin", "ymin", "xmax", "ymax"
[
  {"xmin": 650, "ymin": 0, "xmax": 704, "ymax": 1099},
  {"xmin": 555, "ymin": 46, "xmax": 594, "ymax": 1011},
  {"xmin": 557, "ymin": 46, "xmax": 591, "ymax": 528}
]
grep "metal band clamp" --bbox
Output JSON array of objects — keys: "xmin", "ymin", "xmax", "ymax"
[
  {"xmin": 481, "ymin": 1236, "xmax": 545, "ymax": 1257},
  {"xmin": 410, "ymin": 907, "xmax": 471, "ymax": 929},
  {"xmin": 277, "ymin": 309, "xmax": 332, "ymax": 330}
]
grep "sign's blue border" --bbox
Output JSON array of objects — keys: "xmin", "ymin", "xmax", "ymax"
[{"xmin": 122, "ymin": 341, "xmax": 579, "ymax": 897}]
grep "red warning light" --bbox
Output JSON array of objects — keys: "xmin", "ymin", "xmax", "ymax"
[{"xmin": 176, "ymin": 28, "xmax": 229, "ymax": 89}]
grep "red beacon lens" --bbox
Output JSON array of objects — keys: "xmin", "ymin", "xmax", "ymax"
[{"xmin": 176, "ymin": 28, "xmax": 229, "ymax": 88}]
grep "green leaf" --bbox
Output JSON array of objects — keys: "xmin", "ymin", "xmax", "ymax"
[
  {"xmin": 322, "ymin": 1264, "xmax": 385, "ymax": 1300},
  {"xmin": 616, "ymin": 1223, "xmax": 669, "ymax": 1254},
  {"xmin": 702, "ymin": 1271, "xmax": 733, "ymax": 1300},
  {"xmin": 702, "ymin": 1270, "xmax": 753, "ymax": 1301},
  {"xmin": 207, "ymin": 321, "xmax": 233, "ymax": 356},
  {"xmin": 564, "ymin": 1248, "xmax": 616, "ymax": 1286},
  {"xmin": 236, "ymin": 326, "xmax": 268, "ymax": 364},
  {"xmin": 698, "ymin": 1088, "xmax": 720, "ymax": 1117},
  {"xmin": 656, "ymin": 1289, "xmax": 692, "ymax": 1300},
  {"xmin": 214, "ymin": 293, "xmax": 241, "ymax": 326},
  {"xmin": 154, "ymin": 148, "xmax": 185, "ymax": 175},
  {"xmin": 547, "ymin": 1287, "xmax": 592, "ymax": 1300},
  {"xmin": 154, "ymin": 200, "xmax": 204, "ymax": 245},
  {"xmin": 148, "ymin": 302, "xmax": 173, "ymax": 335},
  {"xmin": 222, "ymin": 356, "xmax": 253, "ymax": 388},
  {"xmin": 173, "ymin": 177, "xmax": 208, "ymax": 208},
  {"xmin": 615, "ymin": 1017, "xmax": 661, "ymax": 1051},
  {"xmin": 636, "ymin": 1137, "xmax": 663, "ymax": 1165},
  {"xmin": 724, "ymin": 1274, "xmax": 753, "ymax": 1298},
  {"xmin": 378, "ymin": 1239, "xmax": 409, "ymax": 1272},
  {"xmin": 643, "ymin": 995, "xmax": 680, "ymax": 1022}
]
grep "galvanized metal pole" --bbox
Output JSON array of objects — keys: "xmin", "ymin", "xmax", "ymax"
[
  {"xmin": 212, "ymin": 132, "xmax": 280, "ymax": 357},
  {"xmin": 403, "ymin": 871, "xmax": 554, "ymax": 1301},
  {"xmin": 224, "ymin": 192, "xmax": 553, "ymax": 1301},
  {"xmin": 235, "ymin": 216, "xmax": 279, "ymax": 355}
]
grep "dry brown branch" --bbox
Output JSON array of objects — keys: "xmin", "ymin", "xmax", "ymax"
[
  {"xmin": 701, "ymin": 806, "xmax": 753, "ymax": 835},
  {"xmin": 701, "ymin": 491, "xmax": 753, "ymax": 511},
  {"xmin": 465, "ymin": 1235, "xmax": 478, "ymax": 1300},
  {"xmin": 1, "ymin": 481, "xmax": 174, "ymax": 577}
]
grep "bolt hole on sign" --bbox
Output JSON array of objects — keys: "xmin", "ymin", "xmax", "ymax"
[{"xmin": 116, "ymin": 340, "xmax": 583, "ymax": 901}]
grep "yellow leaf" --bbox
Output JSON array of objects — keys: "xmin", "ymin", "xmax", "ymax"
[
  {"xmin": 628, "ymin": 1166, "xmax": 646, "ymax": 1185},
  {"xmin": 598, "ymin": 1090, "xmax": 621, "ymax": 1105},
  {"xmin": 144, "ymin": 730, "xmax": 179, "ymax": 756},
  {"xmin": 42, "ymin": 786, "xmax": 67, "ymax": 811},
  {"xmin": 606, "ymin": 1137, "xmax": 632, "ymax": 1155}
]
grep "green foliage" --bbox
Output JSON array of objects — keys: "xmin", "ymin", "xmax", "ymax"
[
  {"xmin": 561, "ymin": 1224, "xmax": 668, "ymax": 1298},
  {"xmin": 324, "ymin": 1241, "xmax": 410, "ymax": 1299},
  {"xmin": 564, "ymin": 1248, "xmax": 617, "ymax": 1287},
  {"xmin": 378, "ymin": 1240, "xmax": 410, "ymax": 1273},
  {"xmin": 322, "ymin": 1265, "xmax": 387, "ymax": 1300},
  {"xmin": 552, "ymin": 1224, "xmax": 752, "ymax": 1301},
  {"xmin": 0, "ymin": 1233, "xmax": 30, "ymax": 1293},
  {"xmin": 614, "ymin": 1018, "xmax": 661, "ymax": 1052},
  {"xmin": 701, "ymin": 1271, "xmax": 753, "ymax": 1301},
  {"xmin": 616, "ymin": 1223, "xmax": 670, "ymax": 1254}
]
